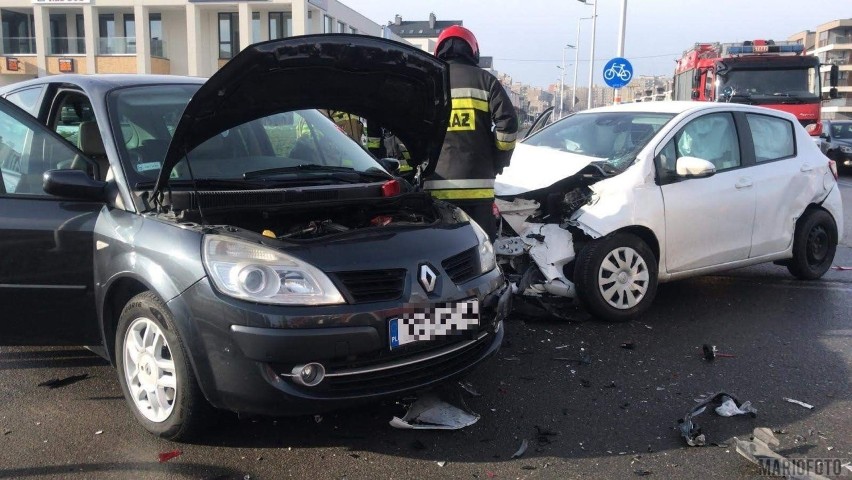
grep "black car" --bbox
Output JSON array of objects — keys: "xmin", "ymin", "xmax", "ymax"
[
  {"xmin": 0, "ymin": 35, "xmax": 510, "ymax": 440},
  {"xmin": 820, "ymin": 120, "xmax": 852, "ymax": 169}
]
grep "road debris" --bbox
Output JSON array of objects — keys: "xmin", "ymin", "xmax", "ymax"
[
  {"xmin": 37, "ymin": 373, "xmax": 89, "ymax": 389},
  {"xmin": 832, "ymin": 266, "xmax": 852, "ymax": 271},
  {"xmin": 715, "ymin": 397, "xmax": 757, "ymax": 417},
  {"xmin": 735, "ymin": 428, "xmax": 830, "ymax": 480},
  {"xmin": 389, "ymin": 392, "xmax": 479, "ymax": 430},
  {"xmin": 678, "ymin": 392, "xmax": 757, "ymax": 446},
  {"xmin": 458, "ymin": 381, "xmax": 482, "ymax": 397},
  {"xmin": 94, "ymin": 430, "xmax": 103, "ymax": 435},
  {"xmin": 157, "ymin": 449, "xmax": 183, "ymax": 463},
  {"xmin": 436, "ymin": 461, "xmax": 447, "ymax": 467},
  {"xmin": 314, "ymin": 414, "xmax": 323, "ymax": 423},
  {"xmin": 702, "ymin": 344, "xmax": 735, "ymax": 361},
  {"xmin": 783, "ymin": 397, "xmax": 814, "ymax": 410},
  {"xmin": 511, "ymin": 439, "xmax": 529, "ymax": 459},
  {"xmin": 620, "ymin": 342, "xmax": 635, "ymax": 350},
  {"xmin": 634, "ymin": 470, "xmax": 652, "ymax": 476}
]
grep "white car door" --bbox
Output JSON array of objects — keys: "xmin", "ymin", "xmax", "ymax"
[
  {"xmin": 656, "ymin": 112, "xmax": 756, "ymax": 273},
  {"xmin": 743, "ymin": 112, "xmax": 820, "ymax": 257}
]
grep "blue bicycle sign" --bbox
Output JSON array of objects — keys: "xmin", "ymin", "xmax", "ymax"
[{"xmin": 602, "ymin": 57, "xmax": 633, "ymax": 88}]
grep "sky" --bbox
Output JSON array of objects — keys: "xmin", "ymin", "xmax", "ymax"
[{"xmin": 341, "ymin": 0, "xmax": 849, "ymax": 89}]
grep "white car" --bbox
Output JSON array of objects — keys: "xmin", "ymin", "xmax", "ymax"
[{"xmin": 495, "ymin": 101, "xmax": 843, "ymax": 321}]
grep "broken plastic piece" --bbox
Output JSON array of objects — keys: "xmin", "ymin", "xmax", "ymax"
[
  {"xmin": 157, "ymin": 449, "xmax": 183, "ymax": 463},
  {"xmin": 38, "ymin": 373, "xmax": 89, "ymax": 389},
  {"xmin": 389, "ymin": 392, "xmax": 479, "ymax": 430},
  {"xmin": 715, "ymin": 397, "xmax": 757, "ymax": 417},
  {"xmin": 436, "ymin": 461, "xmax": 447, "ymax": 467},
  {"xmin": 736, "ymin": 428, "xmax": 830, "ymax": 480},
  {"xmin": 832, "ymin": 266, "xmax": 852, "ymax": 271},
  {"xmin": 702, "ymin": 344, "xmax": 735, "ymax": 361},
  {"xmin": 783, "ymin": 397, "xmax": 814, "ymax": 409},
  {"xmin": 458, "ymin": 381, "xmax": 481, "ymax": 397},
  {"xmin": 679, "ymin": 392, "xmax": 756, "ymax": 447},
  {"xmin": 511, "ymin": 439, "xmax": 529, "ymax": 459}
]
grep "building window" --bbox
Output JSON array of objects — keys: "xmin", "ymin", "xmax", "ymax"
[
  {"xmin": 349, "ymin": 26, "xmax": 357, "ymax": 34},
  {"xmin": 98, "ymin": 14, "xmax": 116, "ymax": 54},
  {"xmin": 49, "ymin": 13, "xmax": 68, "ymax": 55},
  {"xmin": 150, "ymin": 13, "xmax": 164, "ymax": 58},
  {"xmin": 268, "ymin": 12, "xmax": 291, "ymax": 40},
  {"xmin": 218, "ymin": 12, "xmax": 239, "ymax": 59},
  {"xmin": 75, "ymin": 14, "xmax": 85, "ymax": 53},
  {"xmin": 323, "ymin": 15, "xmax": 333, "ymax": 34},
  {"xmin": 337, "ymin": 21, "xmax": 346, "ymax": 34},
  {"xmin": 124, "ymin": 14, "xmax": 136, "ymax": 54},
  {"xmin": 1, "ymin": 9, "xmax": 36, "ymax": 54},
  {"xmin": 252, "ymin": 12, "xmax": 260, "ymax": 44}
]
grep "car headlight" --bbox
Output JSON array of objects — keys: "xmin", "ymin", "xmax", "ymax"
[
  {"xmin": 202, "ymin": 235, "xmax": 345, "ymax": 305},
  {"xmin": 470, "ymin": 220, "xmax": 497, "ymax": 273},
  {"xmin": 841, "ymin": 146, "xmax": 852, "ymax": 154}
]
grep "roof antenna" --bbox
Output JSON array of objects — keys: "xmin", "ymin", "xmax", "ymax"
[{"xmin": 183, "ymin": 149, "xmax": 208, "ymax": 226}]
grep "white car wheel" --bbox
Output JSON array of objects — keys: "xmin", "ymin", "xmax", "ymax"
[
  {"xmin": 123, "ymin": 317, "xmax": 177, "ymax": 423},
  {"xmin": 598, "ymin": 246, "xmax": 650, "ymax": 310}
]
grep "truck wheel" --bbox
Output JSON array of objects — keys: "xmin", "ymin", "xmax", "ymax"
[
  {"xmin": 575, "ymin": 233, "xmax": 658, "ymax": 322},
  {"xmin": 115, "ymin": 291, "xmax": 209, "ymax": 440},
  {"xmin": 787, "ymin": 209, "xmax": 837, "ymax": 280}
]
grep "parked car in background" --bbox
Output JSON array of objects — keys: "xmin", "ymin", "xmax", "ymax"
[
  {"xmin": 820, "ymin": 119, "xmax": 852, "ymax": 171},
  {"xmin": 495, "ymin": 102, "xmax": 843, "ymax": 322},
  {"xmin": 0, "ymin": 35, "xmax": 510, "ymax": 440}
]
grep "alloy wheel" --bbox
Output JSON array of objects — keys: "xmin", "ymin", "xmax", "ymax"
[{"xmin": 123, "ymin": 317, "xmax": 177, "ymax": 423}]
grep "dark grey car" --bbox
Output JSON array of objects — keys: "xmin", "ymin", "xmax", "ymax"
[
  {"xmin": 820, "ymin": 120, "xmax": 852, "ymax": 169},
  {"xmin": 0, "ymin": 35, "xmax": 510, "ymax": 440}
]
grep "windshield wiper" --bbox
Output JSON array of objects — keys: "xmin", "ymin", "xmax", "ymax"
[
  {"xmin": 135, "ymin": 178, "xmax": 268, "ymax": 190},
  {"xmin": 770, "ymin": 93, "xmax": 804, "ymax": 104},
  {"xmin": 243, "ymin": 164, "xmax": 391, "ymax": 181}
]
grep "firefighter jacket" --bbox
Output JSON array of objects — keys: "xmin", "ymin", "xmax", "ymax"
[{"xmin": 425, "ymin": 59, "xmax": 519, "ymax": 201}]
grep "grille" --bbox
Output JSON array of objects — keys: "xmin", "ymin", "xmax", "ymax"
[
  {"xmin": 442, "ymin": 247, "xmax": 479, "ymax": 284},
  {"xmin": 332, "ymin": 269, "xmax": 406, "ymax": 304}
]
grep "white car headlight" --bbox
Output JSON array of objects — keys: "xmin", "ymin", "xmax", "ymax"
[
  {"xmin": 470, "ymin": 220, "xmax": 497, "ymax": 274},
  {"xmin": 840, "ymin": 146, "xmax": 852, "ymax": 154},
  {"xmin": 203, "ymin": 235, "xmax": 345, "ymax": 305}
]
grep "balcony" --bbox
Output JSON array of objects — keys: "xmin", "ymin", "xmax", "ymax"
[
  {"xmin": 1, "ymin": 37, "xmax": 36, "ymax": 55},
  {"xmin": 98, "ymin": 36, "xmax": 136, "ymax": 55},
  {"xmin": 47, "ymin": 37, "xmax": 86, "ymax": 55},
  {"xmin": 819, "ymin": 34, "xmax": 852, "ymax": 48}
]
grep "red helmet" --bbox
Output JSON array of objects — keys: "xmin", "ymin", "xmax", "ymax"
[{"xmin": 435, "ymin": 25, "xmax": 479, "ymax": 60}]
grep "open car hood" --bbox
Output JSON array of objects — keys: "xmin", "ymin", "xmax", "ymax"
[
  {"xmin": 494, "ymin": 143, "xmax": 596, "ymax": 196},
  {"xmin": 155, "ymin": 34, "xmax": 450, "ymax": 193}
]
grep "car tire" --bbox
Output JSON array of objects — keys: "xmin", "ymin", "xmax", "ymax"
[
  {"xmin": 115, "ymin": 291, "xmax": 209, "ymax": 440},
  {"xmin": 787, "ymin": 208, "xmax": 837, "ymax": 280},
  {"xmin": 574, "ymin": 232, "xmax": 658, "ymax": 322}
]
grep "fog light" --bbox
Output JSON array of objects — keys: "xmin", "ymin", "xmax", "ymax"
[{"xmin": 291, "ymin": 362, "xmax": 325, "ymax": 387}]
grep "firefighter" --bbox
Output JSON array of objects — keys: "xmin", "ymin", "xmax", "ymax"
[{"xmin": 426, "ymin": 25, "xmax": 518, "ymax": 241}]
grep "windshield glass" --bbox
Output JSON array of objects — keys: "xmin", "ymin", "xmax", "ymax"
[
  {"xmin": 108, "ymin": 85, "xmax": 385, "ymax": 187},
  {"xmin": 717, "ymin": 67, "xmax": 819, "ymax": 100},
  {"xmin": 829, "ymin": 122, "xmax": 852, "ymax": 139},
  {"xmin": 523, "ymin": 112, "xmax": 674, "ymax": 170}
]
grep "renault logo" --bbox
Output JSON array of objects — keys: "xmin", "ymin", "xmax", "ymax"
[{"xmin": 418, "ymin": 264, "xmax": 438, "ymax": 293}]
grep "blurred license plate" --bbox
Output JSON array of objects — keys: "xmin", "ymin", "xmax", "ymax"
[{"xmin": 389, "ymin": 299, "xmax": 480, "ymax": 350}]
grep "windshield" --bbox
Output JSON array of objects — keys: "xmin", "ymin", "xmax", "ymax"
[
  {"xmin": 108, "ymin": 85, "xmax": 386, "ymax": 187},
  {"xmin": 522, "ymin": 112, "xmax": 674, "ymax": 170},
  {"xmin": 717, "ymin": 67, "xmax": 820, "ymax": 100},
  {"xmin": 829, "ymin": 122, "xmax": 852, "ymax": 139}
]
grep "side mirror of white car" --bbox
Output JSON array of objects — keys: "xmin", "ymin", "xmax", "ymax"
[{"xmin": 676, "ymin": 156, "xmax": 716, "ymax": 179}]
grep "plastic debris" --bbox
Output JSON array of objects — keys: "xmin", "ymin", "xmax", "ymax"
[
  {"xmin": 511, "ymin": 439, "xmax": 529, "ymax": 459},
  {"xmin": 783, "ymin": 397, "xmax": 814, "ymax": 409},
  {"xmin": 702, "ymin": 344, "xmax": 735, "ymax": 361},
  {"xmin": 634, "ymin": 470, "xmax": 652, "ymax": 476},
  {"xmin": 832, "ymin": 266, "xmax": 852, "ymax": 271},
  {"xmin": 314, "ymin": 414, "xmax": 323, "ymax": 423},
  {"xmin": 94, "ymin": 430, "xmax": 103, "ymax": 435},
  {"xmin": 715, "ymin": 397, "xmax": 757, "ymax": 417},
  {"xmin": 458, "ymin": 381, "xmax": 482, "ymax": 397},
  {"xmin": 678, "ymin": 392, "xmax": 757, "ymax": 446},
  {"xmin": 436, "ymin": 461, "xmax": 447, "ymax": 467},
  {"xmin": 735, "ymin": 428, "xmax": 830, "ymax": 480},
  {"xmin": 620, "ymin": 342, "xmax": 635, "ymax": 350},
  {"xmin": 38, "ymin": 373, "xmax": 89, "ymax": 389},
  {"xmin": 157, "ymin": 449, "xmax": 183, "ymax": 463},
  {"xmin": 389, "ymin": 392, "xmax": 479, "ymax": 430}
]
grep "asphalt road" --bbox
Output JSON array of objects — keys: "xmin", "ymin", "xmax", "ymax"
[{"xmin": 1, "ymin": 179, "xmax": 851, "ymax": 480}]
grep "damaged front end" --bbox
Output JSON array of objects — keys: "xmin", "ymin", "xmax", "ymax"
[{"xmin": 494, "ymin": 164, "xmax": 606, "ymax": 316}]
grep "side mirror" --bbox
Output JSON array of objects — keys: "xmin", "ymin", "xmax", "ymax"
[
  {"xmin": 829, "ymin": 87, "xmax": 839, "ymax": 100},
  {"xmin": 43, "ymin": 169, "xmax": 106, "ymax": 201},
  {"xmin": 676, "ymin": 156, "xmax": 716, "ymax": 179},
  {"xmin": 829, "ymin": 64, "xmax": 839, "ymax": 87},
  {"xmin": 820, "ymin": 132, "xmax": 830, "ymax": 140},
  {"xmin": 377, "ymin": 157, "xmax": 401, "ymax": 175}
]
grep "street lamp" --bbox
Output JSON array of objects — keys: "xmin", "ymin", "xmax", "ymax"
[
  {"xmin": 578, "ymin": 0, "xmax": 597, "ymax": 110},
  {"xmin": 558, "ymin": 44, "xmax": 575, "ymax": 118},
  {"xmin": 572, "ymin": 15, "xmax": 593, "ymax": 112}
]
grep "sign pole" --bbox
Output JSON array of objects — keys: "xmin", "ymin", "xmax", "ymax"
[{"xmin": 613, "ymin": 0, "xmax": 628, "ymax": 104}]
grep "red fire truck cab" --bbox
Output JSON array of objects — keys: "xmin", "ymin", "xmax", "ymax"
[{"xmin": 673, "ymin": 39, "xmax": 839, "ymax": 137}]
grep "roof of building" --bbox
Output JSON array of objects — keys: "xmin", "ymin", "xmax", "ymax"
[{"xmin": 387, "ymin": 18, "xmax": 463, "ymax": 38}]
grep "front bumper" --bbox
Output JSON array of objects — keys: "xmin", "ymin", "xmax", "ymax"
[{"xmin": 167, "ymin": 268, "xmax": 509, "ymax": 416}]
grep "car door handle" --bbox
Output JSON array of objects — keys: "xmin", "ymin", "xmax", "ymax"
[
  {"xmin": 735, "ymin": 178, "xmax": 753, "ymax": 189},
  {"xmin": 800, "ymin": 163, "xmax": 813, "ymax": 172}
]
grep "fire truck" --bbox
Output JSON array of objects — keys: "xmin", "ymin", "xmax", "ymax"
[{"xmin": 673, "ymin": 39, "xmax": 839, "ymax": 137}]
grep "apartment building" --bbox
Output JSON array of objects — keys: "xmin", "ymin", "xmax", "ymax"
[
  {"xmin": 789, "ymin": 18, "xmax": 852, "ymax": 120},
  {"xmin": 0, "ymin": 0, "xmax": 401, "ymax": 86}
]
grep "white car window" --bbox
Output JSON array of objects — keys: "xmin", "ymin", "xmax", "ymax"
[
  {"xmin": 746, "ymin": 113, "xmax": 794, "ymax": 163},
  {"xmin": 675, "ymin": 112, "xmax": 741, "ymax": 171}
]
